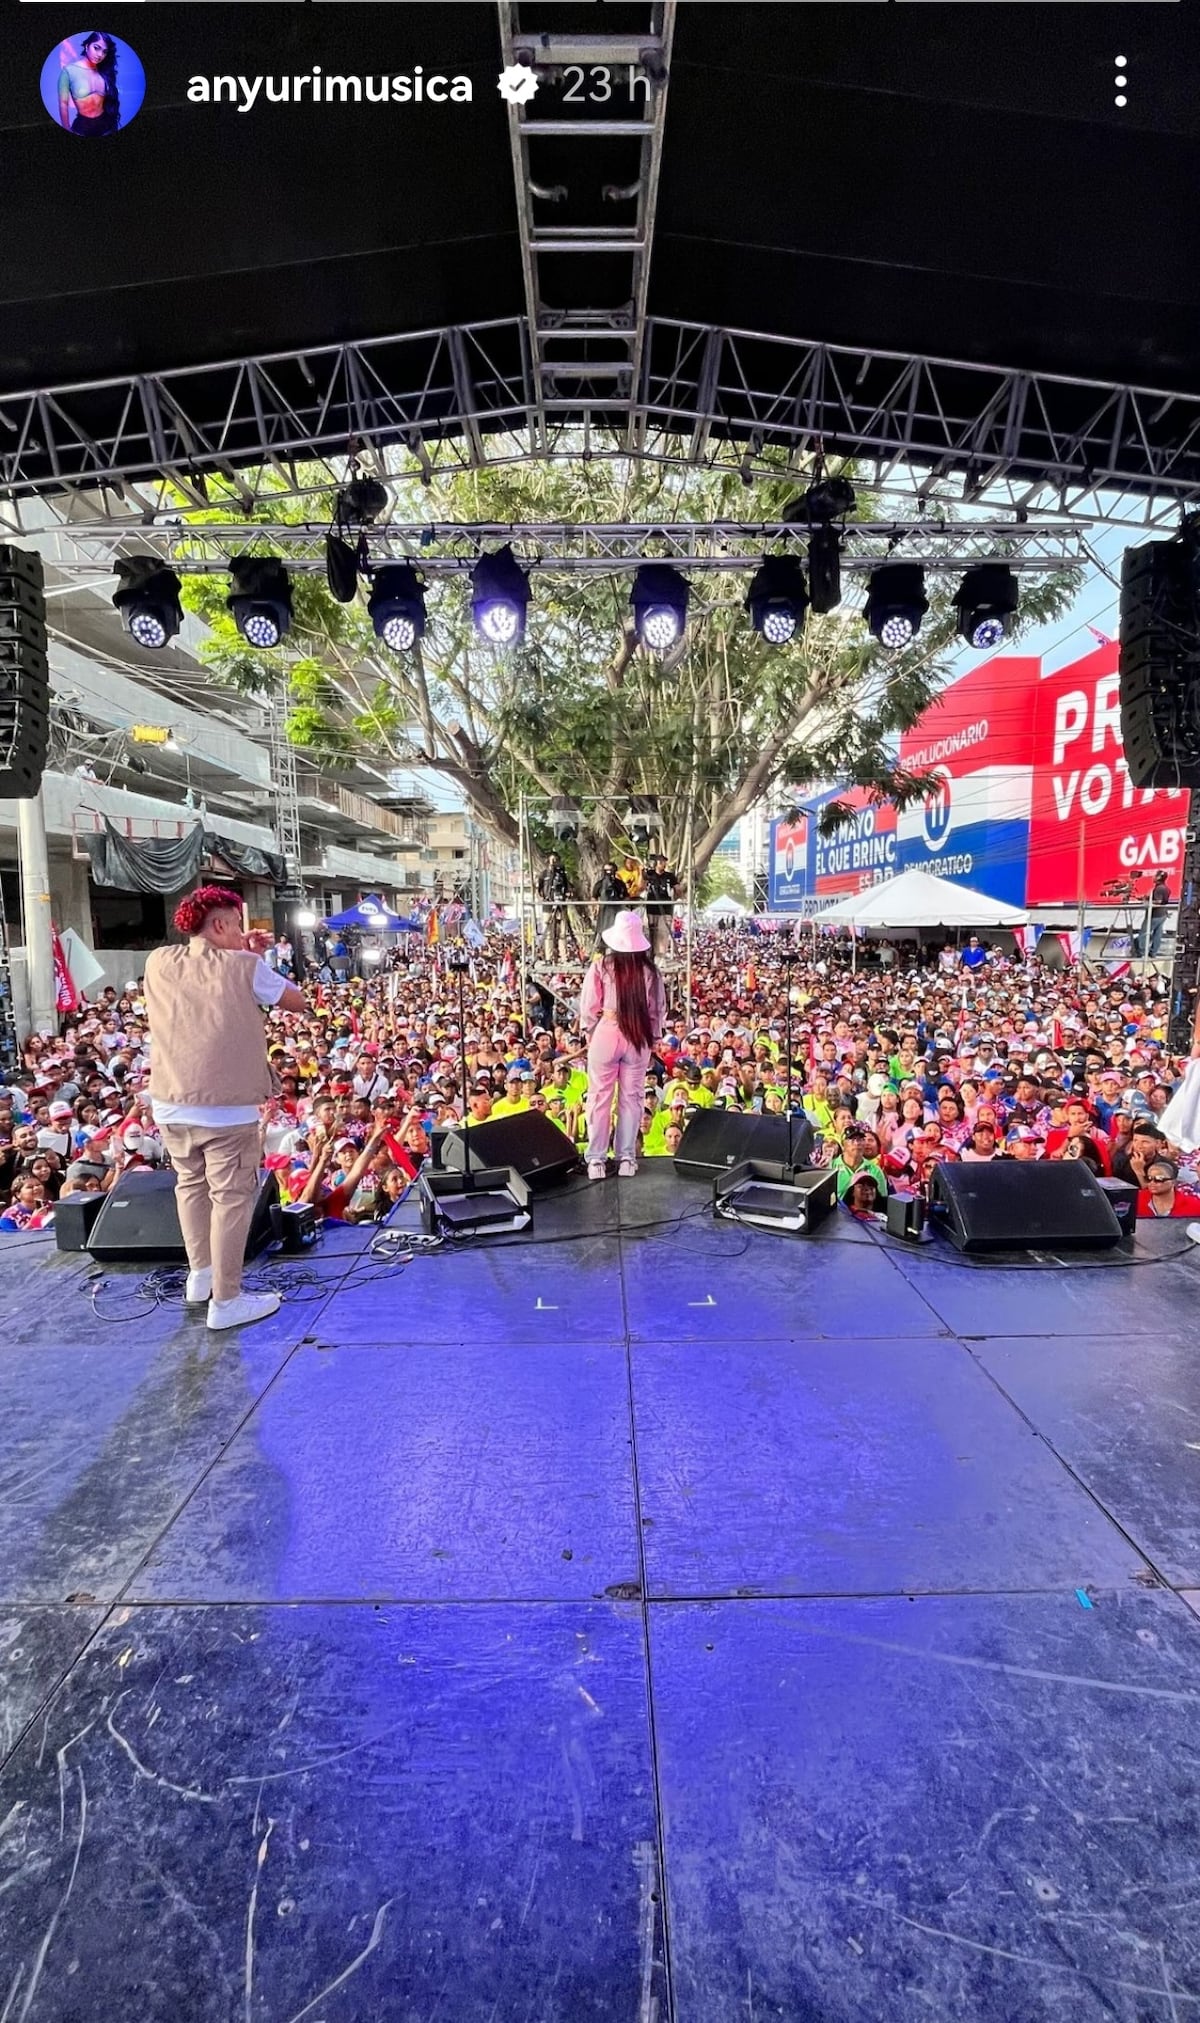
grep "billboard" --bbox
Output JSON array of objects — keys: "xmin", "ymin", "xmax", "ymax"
[
  {"xmin": 1026, "ymin": 641, "xmax": 1188, "ymax": 904},
  {"xmin": 768, "ymin": 813, "xmax": 810, "ymax": 908},
  {"xmin": 768, "ymin": 787, "xmax": 898, "ymax": 910},
  {"xmin": 895, "ymin": 655, "xmax": 1040, "ymax": 907}
]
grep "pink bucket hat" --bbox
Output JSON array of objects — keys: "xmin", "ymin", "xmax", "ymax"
[{"xmin": 601, "ymin": 910, "xmax": 651, "ymax": 954}]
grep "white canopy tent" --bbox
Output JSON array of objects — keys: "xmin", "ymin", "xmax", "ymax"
[{"xmin": 815, "ymin": 868, "xmax": 1028, "ymax": 931}]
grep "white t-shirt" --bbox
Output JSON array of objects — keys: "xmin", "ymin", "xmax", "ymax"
[{"xmin": 152, "ymin": 959, "xmax": 290, "ymax": 1129}]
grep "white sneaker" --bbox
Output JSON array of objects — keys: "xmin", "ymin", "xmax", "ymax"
[
  {"xmin": 184, "ymin": 1267, "xmax": 213, "ymax": 1304},
  {"xmin": 207, "ymin": 1290, "xmax": 282, "ymax": 1333},
  {"xmin": 587, "ymin": 1161, "xmax": 607, "ymax": 1180},
  {"xmin": 618, "ymin": 1160, "xmax": 637, "ymax": 1178}
]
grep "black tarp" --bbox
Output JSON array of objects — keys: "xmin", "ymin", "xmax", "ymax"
[{"xmin": 83, "ymin": 819, "xmax": 285, "ymax": 893}]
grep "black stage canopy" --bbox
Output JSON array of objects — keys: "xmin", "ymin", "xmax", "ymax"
[{"xmin": 3, "ymin": 5, "xmax": 1199, "ymax": 492}]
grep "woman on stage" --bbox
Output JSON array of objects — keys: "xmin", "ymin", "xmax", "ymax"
[
  {"xmin": 579, "ymin": 910, "xmax": 666, "ymax": 1178},
  {"xmin": 59, "ymin": 32, "xmax": 120, "ymax": 136}
]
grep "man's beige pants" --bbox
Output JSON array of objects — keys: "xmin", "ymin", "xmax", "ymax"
[{"xmin": 157, "ymin": 1121, "xmax": 264, "ymax": 1304}]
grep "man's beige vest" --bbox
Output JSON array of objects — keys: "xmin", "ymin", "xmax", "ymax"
[{"xmin": 144, "ymin": 942, "xmax": 273, "ymax": 1108}]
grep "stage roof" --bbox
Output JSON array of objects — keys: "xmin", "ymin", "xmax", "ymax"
[{"xmin": 5, "ymin": 5, "xmax": 1199, "ymax": 504}]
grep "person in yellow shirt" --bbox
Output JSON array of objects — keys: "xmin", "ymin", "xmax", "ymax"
[
  {"xmin": 617, "ymin": 856, "xmax": 644, "ymax": 900},
  {"xmin": 490, "ymin": 1069, "xmax": 532, "ymax": 1119}
]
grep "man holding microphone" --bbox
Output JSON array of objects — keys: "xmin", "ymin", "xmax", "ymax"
[{"xmin": 143, "ymin": 886, "xmax": 306, "ymax": 1330}]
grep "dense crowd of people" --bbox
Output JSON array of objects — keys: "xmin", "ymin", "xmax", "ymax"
[{"xmin": 2, "ymin": 923, "xmax": 1197, "ymax": 1234}]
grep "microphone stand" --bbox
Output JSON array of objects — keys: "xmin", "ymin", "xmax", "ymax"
[
  {"xmin": 778, "ymin": 926, "xmax": 804, "ymax": 1175},
  {"xmin": 448, "ymin": 948, "xmax": 475, "ymax": 1193}
]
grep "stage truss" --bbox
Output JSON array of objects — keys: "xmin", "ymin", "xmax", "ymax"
[
  {"xmin": 3, "ymin": 320, "xmax": 1200, "ymax": 540},
  {"xmin": 32, "ymin": 519, "xmax": 1090, "ymax": 580}
]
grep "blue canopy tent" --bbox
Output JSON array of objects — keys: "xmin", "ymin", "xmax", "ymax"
[{"xmin": 323, "ymin": 896, "xmax": 419, "ymax": 932}]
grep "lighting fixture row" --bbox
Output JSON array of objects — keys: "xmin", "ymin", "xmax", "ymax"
[{"xmin": 111, "ymin": 550, "xmax": 1022, "ymax": 658}]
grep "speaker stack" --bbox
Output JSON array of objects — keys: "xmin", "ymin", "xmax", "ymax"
[
  {"xmin": 0, "ymin": 546, "xmax": 49, "ymax": 800},
  {"xmin": 672, "ymin": 1108, "xmax": 816, "ymax": 1182},
  {"xmin": 1118, "ymin": 536, "xmax": 1200, "ymax": 789}
]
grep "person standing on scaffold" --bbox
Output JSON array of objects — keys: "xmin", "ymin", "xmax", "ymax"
[{"xmin": 579, "ymin": 910, "xmax": 666, "ymax": 1178}]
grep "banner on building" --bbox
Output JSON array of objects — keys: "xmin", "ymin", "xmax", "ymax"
[
  {"xmin": 1026, "ymin": 641, "xmax": 1188, "ymax": 906},
  {"xmin": 895, "ymin": 655, "xmax": 1040, "ymax": 908}
]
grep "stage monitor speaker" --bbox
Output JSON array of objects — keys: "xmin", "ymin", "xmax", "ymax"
[
  {"xmin": 87, "ymin": 1167, "xmax": 279, "ymax": 1263},
  {"xmin": 1118, "ymin": 539, "xmax": 1200, "ymax": 788},
  {"xmin": 674, "ymin": 1107, "xmax": 815, "ymax": 1182},
  {"xmin": 54, "ymin": 1192, "xmax": 106, "ymax": 1253},
  {"xmin": 929, "ymin": 1160, "xmax": 1122, "ymax": 1254},
  {"xmin": 441, "ymin": 1112, "xmax": 578, "ymax": 1191},
  {"xmin": 0, "ymin": 545, "xmax": 49, "ymax": 799}
]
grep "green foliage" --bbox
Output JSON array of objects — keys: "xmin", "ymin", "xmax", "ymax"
[
  {"xmin": 698, "ymin": 859, "xmax": 750, "ymax": 909},
  {"xmin": 173, "ymin": 449, "xmax": 1082, "ymax": 880}
]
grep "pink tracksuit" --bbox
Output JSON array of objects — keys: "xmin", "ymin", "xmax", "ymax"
[{"xmin": 579, "ymin": 957, "xmax": 667, "ymax": 1165}]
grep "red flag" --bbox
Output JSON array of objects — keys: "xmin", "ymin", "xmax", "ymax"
[{"xmin": 51, "ymin": 927, "xmax": 78, "ymax": 1014}]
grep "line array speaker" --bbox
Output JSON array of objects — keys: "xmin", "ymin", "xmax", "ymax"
[
  {"xmin": 0, "ymin": 546, "xmax": 49, "ymax": 800},
  {"xmin": 1119, "ymin": 538, "xmax": 1200, "ymax": 789}
]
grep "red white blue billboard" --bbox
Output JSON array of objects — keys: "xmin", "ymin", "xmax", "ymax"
[{"xmin": 895, "ymin": 655, "xmax": 1040, "ymax": 908}]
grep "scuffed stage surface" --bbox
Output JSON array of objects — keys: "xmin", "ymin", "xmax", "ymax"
[{"xmin": 2, "ymin": 1171, "xmax": 1200, "ymax": 2021}]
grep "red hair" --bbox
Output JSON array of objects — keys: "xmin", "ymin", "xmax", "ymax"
[{"xmin": 173, "ymin": 885, "xmax": 242, "ymax": 936}]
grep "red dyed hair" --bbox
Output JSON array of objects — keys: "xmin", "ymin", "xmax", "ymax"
[{"xmin": 173, "ymin": 885, "xmax": 242, "ymax": 936}]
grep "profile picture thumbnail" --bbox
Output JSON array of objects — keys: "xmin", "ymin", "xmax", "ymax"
[{"xmin": 41, "ymin": 31, "xmax": 146, "ymax": 138}]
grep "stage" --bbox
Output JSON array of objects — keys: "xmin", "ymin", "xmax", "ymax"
[{"xmin": 2, "ymin": 1173, "xmax": 1199, "ymax": 2021}]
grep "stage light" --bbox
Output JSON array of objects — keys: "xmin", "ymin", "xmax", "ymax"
[
  {"xmin": 471, "ymin": 545, "xmax": 530, "ymax": 645},
  {"xmin": 807, "ymin": 527, "xmax": 843, "ymax": 614},
  {"xmin": 746, "ymin": 557, "xmax": 809, "ymax": 645},
  {"xmin": 955, "ymin": 564, "xmax": 1020, "ymax": 650},
  {"xmin": 549, "ymin": 796, "xmax": 581, "ymax": 842},
  {"xmin": 782, "ymin": 477, "xmax": 857, "ymax": 526},
  {"xmin": 865, "ymin": 563, "xmax": 928, "ymax": 650},
  {"xmin": 227, "ymin": 557, "xmax": 292, "ymax": 649},
  {"xmin": 631, "ymin": 564, "xmax": 690, "ymax": 654},
  {"xmin": 112, "ymin": 560, "xmax": 183, "ymax": 650},
  {"xmin": 336, "ymin": 477, "xmax": 391, "ymax": 526},
  {"xmin": 369, "ymin": 564, "xmax": 426, "ymax": 652}
]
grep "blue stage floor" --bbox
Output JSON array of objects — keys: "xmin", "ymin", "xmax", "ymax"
[{"xmin": 2, "ymin": 1172, "xmax": 1200, "ymax": 2020}]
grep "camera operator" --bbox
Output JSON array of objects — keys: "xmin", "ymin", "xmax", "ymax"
[
  {"xmin": 538, "ymin": 852, "xmax": 574, "ymax": 963},
  {"xmin": 643, "ymin": 854, "xmax": 678, "ymax": 961}
]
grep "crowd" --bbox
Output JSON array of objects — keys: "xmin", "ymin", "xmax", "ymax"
[{"xmin": 2, "ymin": 925, "xmax": 1197, "ymax": 1234}]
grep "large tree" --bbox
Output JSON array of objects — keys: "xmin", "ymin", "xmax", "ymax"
[{"xmin": 181, "ymin": 446, "xmax": 1078, "ymax": 893}]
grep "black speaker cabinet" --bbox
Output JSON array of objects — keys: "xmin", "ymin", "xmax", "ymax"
[
  {"xmin": 886, "ymin": 1194, "xmax": 927, "ymax": 1242},
  {"xmin": 929, "ymin": 1160, "xmax": 1122, "ymax": 1254},
  {"xmin": 441, "ymin": 1112, "xmax": 578, "ymax": 1191},
  {"xmin": 87, "ymin": 1167, "xmax": 279, "ymax": 1263},
  {"xmin": 674, "ymin": 1107, "xmax": 816, "ymax": 1182},
  {"xmin": 54, "ymin": 1191, "xmax": 106, "ymax": 1252},
  {"xmin": 1119, "ymin": 540, "xmax": 1200, "ymax": 788}
]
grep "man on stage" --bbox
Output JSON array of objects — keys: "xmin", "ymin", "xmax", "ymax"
[{"xmin": 144, "ymin": 886, "xmax": 306, "ymax": 1331}]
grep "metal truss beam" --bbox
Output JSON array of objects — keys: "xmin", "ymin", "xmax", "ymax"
[
  {"xmin": 498, "ymin": 2, "xmax": 675, "ymax": 453},
  {"xmin": 2, "ymin": 320, "xmax": 1200, "ymax": 532},
  {"xmin": 36, "ymin": 519, "xmax": 1088, "ymax": 578}
]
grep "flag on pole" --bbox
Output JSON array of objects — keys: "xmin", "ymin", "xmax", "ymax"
[
  {"xmin": 51, "ymin": 928, "xmax": 79, "ymax": 1014},
  {"xmin": 1106, "ymin": 958, "xmax": 1133, "ymax": 979},
  {"xmin": 426, "ymin": 907, "xmax": 440, "ymax": 946}
]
